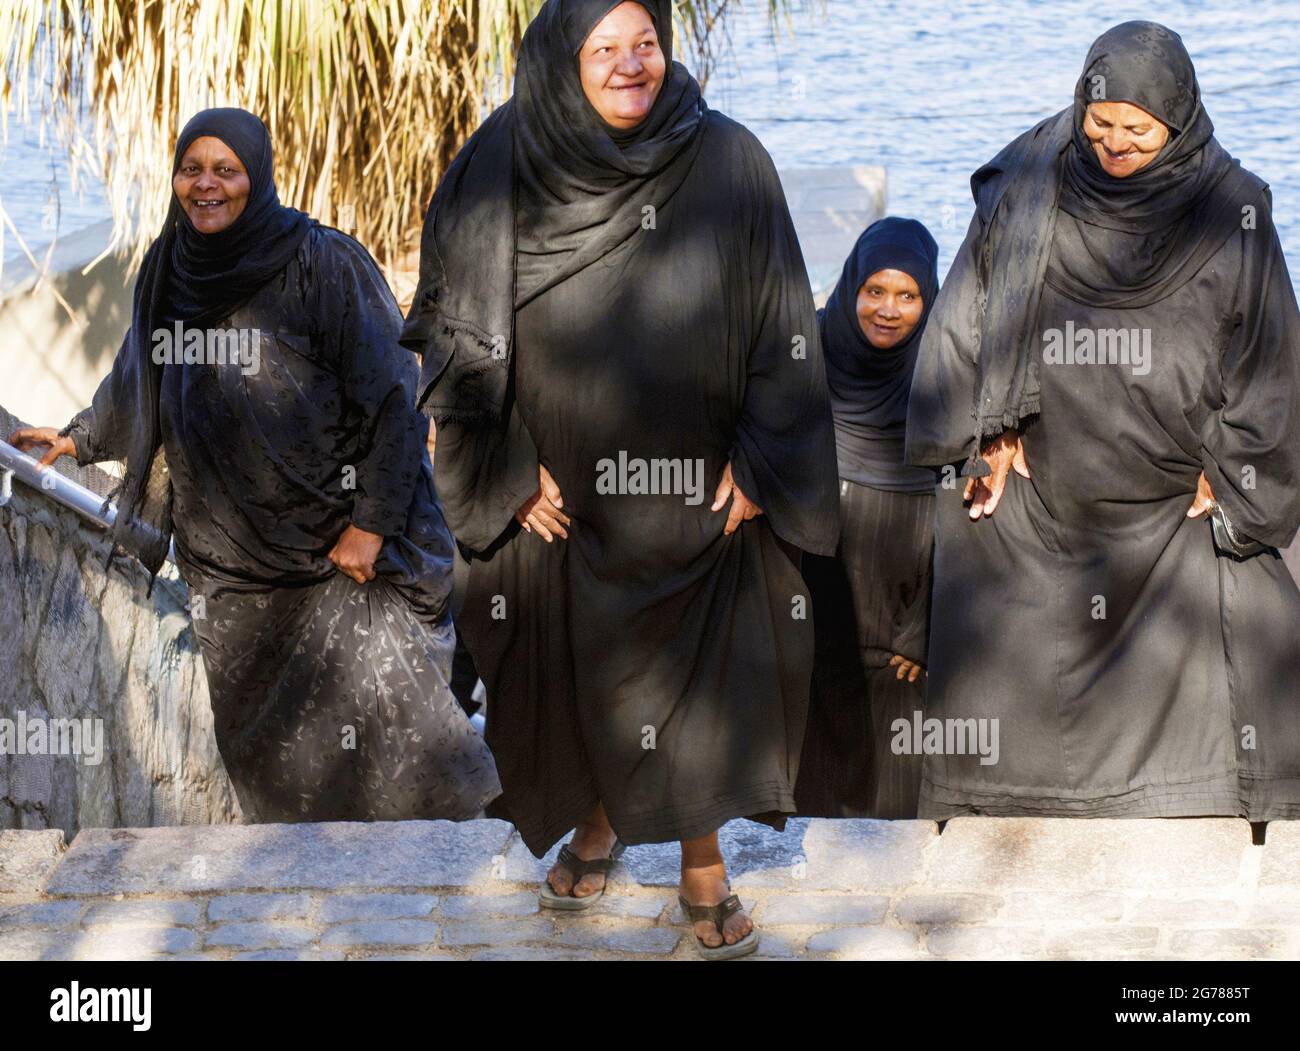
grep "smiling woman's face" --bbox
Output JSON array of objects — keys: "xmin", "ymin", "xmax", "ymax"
[
  {"xmin": 172, "ymin": 135, "xmax": 251, "ymax": 233},
  {"xmin": 1083, "ymin": 101, "xmax": 1170, "ymax": 178},
  {"xmin": 578, "ymin": 2, "xmax": 666, "ymax": 130},
  {"xmin": 856, "ymin": 268, "xmax": 924, "ymax": 349}
]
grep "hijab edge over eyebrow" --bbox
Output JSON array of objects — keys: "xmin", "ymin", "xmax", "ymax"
[{"xmin": 954, "ymin": 19, "xmax": 1264, "ymax": 470}]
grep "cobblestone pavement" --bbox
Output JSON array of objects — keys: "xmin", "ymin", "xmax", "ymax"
[{"xmin": 1, "ymin": 817, "xmax": 1297, "ymax": 960}]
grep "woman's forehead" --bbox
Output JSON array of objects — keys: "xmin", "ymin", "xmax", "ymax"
[{"xmin": 178, "ymin": 135, "xmax": 244, "ymax": 167}]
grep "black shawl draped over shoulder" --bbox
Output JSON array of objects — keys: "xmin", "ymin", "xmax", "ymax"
[
  {"xmin": 821, "ymin": 216, "xmax": 938, "ymax": 491},
  {"xmin": 907, "ymin": 20, "xmax": 1265, "ymax": 478},
  {"xmin": 63, "ymin": 108, "xmax": 311, "ymax": 574},
  {"xmin": 399, "ymin": 0, "xmax": 709, "ymax": 552}
]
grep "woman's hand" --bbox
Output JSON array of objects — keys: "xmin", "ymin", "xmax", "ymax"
[
  {"xmin": 515, "ymin": 464, "xmax": 570, "ymax": 542},
  {"xmin": 889, "ymin": 655, "xmax": 926, "ymax": 683},
  {"xmin": 7, "ymin": 427, "xmax": 77, "ymax": 467},
  {"xmin": 712, "ymin": 462, "xmax": 764, "ymax": 535},
  {"xmin": 329, "ymin": 524, "xmax": 384, "ymax": 584},
  {"xmin": 1186, "ymin": 471, "xmax": 1216, "ymax": 519},
  {"xmin": 964, "ymin": 429, "xmax": 1030, "ymax": 520}
]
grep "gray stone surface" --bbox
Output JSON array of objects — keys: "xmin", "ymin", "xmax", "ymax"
[
  {"xmin": 320, "ymin": 894, "xmax": 438, "ymax": 922},
  {"xmin": 72, "ymin": 926, "xmax": 199, "ymax": 958},
  {"xmin": 319, "ymin": 920, "xmax": 441, "ymax": 948},
  {"xmin": 2, "ymin": 816, "xmax": 1298, "ymax": 961},
  {"xmin": 994, "ymin": 892, "xmax": 1127, "ymax": 925},
  {"xmin": 1043, "ymin": 927, "xmax": 1161, "ymax": 957},
  {"xmin": 439, "ymin": 917, "xmax": 554, "ymax": 947},
  {"xmin": 204, "ymin": 922, "xmax": 316, "ymax": 951},
  {"xmin": 0, "ymin": 829, "xmax": 66, "ymax": 891},
  {"xmin": 83, "ymin": 899, "xmax": 201, "ymax": 927},
  {"xmin": 924, "ymin": 925, "xmax": 1044, "ymax": 959},
  {"xmin": 232, "ymin": 949, "xmax": 345, "ymax": 961},
  {"xmin": 209, "ymin": 893, "xmax": 313, "ymax": 922},
  {"xmin": 892, "ymin": 893, "xmax": 1000, "ymax": 926},
  {"xmin": 1259, "ymin": 820, "xmax": 1300, "ymax": 888},
  {"xmin": 437, "ymin": 892, "xmax": 536, "ymax": 919},
  {"xmin": 46, "ymin": 820, "xmax": 515, "ymax": 894},
  {"xmin": 805, "ymin": 926, "xmax": 921, "ymax": 959},
  {"xmin": 0, "ymin": 900, "xmax": 84, "ymax": 927},
  {"xmin": 552, "ymin": 923, "xmax": 682, "ymax": 955},
  {"xmin": 928, "ymin": 817, "xmax": 1251, "ymax": 891},
  {"xmin": 1167, "ymin": 928, "xmax": 1291, "ymax": 958},
  {"xmin": 758, "ymin": 894, "xmax": 889, "ymax": 926}
]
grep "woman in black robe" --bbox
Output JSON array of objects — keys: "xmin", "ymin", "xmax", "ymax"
[
  {"xmin": 400, "ymin": 0, "xmax": 839, "ymax": 956},
  {"xmin": 9, "ymin": 108, "xmax": 499, "ymax": 823},
  {"xmin": 796, "ymin": 218, "xmax": 939, "ymax": 819},
  {"xmin": 905, "ymin": 21, "xmax": 1300, "ymax": 820}
]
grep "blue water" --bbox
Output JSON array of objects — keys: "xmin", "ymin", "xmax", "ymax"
[{"xmin": 3, "ymin": 0, "xmax": 1298, "ymax": 287}]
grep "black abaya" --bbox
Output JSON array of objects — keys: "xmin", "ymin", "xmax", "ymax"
[
  {"xmin": 63, "ymin": 110, "xmax": 499, "ymax": 822},
  {"xmin": 906, "ymin": 22, "xmax": 1300, "ymax": 820},
  {"xmin": 402, "ymin": 1, "xmax": 840, "ymax": 854}
]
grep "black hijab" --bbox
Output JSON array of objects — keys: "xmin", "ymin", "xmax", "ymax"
[
  {"xmin": 957, "ymin": 20, "xmax": 1262, "ymax": 471},
  {"xmin": 71, "ymin": 108, "xmax": 311, "ymax": 573},
  {"xmin": 399, "ymin": 0, "xmax": 706, "ymax": 424},
  {"xmin": 821, "ymin": 217, "xmax": 938, "ymax": 490}
]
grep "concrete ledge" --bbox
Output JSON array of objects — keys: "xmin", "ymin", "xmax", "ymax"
[
  {"xmin": 0, "ymin": 829, "xmax": 66, "ymax": 893},
  {"xmin": 2, "ymin": 817, "xmax": 1297, "ymax": 960}
]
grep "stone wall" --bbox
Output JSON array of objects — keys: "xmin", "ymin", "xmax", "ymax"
[{"xmin": 0, "ymin": 404, "xmax": 240, "ymax": 834}]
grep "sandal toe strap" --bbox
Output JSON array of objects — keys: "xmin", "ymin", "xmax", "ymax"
[
  {"xmin": 556, "ymin": 842, "xmax": 620, "ymax": 879},
  {"xmin": 679, "ymin": 893, "xmax": 746, "ymax": 933}
]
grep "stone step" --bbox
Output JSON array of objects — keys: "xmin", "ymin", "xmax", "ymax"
[{"xmin": 1, "ymin": 818, "xmax": 1297, "ymax": 961}]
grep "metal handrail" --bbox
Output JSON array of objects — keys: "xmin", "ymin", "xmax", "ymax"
[{"xmin": 0, "ymin": 437, "xmax": 175, "ymax": 565}]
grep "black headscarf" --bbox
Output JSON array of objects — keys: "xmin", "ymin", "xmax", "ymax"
[
  {"xmin": 399, "ymin": 0, "xmax": 706, "ymax": 425},
  {"xmin": 957, "ymin": 20, "xmax": 1263, "ymax": 472},
  {"xmin": 65, "ymin": 108, "xmax": 311, "ymax": 573},
  {"xmin": 821, "ymin": 217, "xmax": 938, "ymax": 490}
]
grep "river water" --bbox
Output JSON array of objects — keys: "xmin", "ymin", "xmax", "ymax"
[{"xmin": 2, "ymin": 0, "xmax": 1298, "ymax": 288}]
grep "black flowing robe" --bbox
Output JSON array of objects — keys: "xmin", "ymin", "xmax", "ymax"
[
  {"xmin": 450, "ymin": 113, "xmax": 840, "ymax": 853},
  {"xmin": 68, "ymin": 226, "xmax": 500, "ymax": 821},
  {"xmin": 907, "ymin": 196, "xmax": 1300, "ymax": 819}
]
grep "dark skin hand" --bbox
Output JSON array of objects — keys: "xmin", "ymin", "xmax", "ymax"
[
  {"xmin": 6, "ymin": 426, "xmax": 77, "ymax": 466},
  {"xmin": 889, "ymin": 655, "xmax": 925, "ymax": 682},
  {"xmin": 328, "ymin": 525, "xmax": 384, "ymax": 585},
  {"xmin": 963, "ymin": 428, "xmax": 1031, "ymax": 519},
  {"xmin": 517, "ymin": 461, "xmax": 763, "ymax": 543},
  {"xmin": 967, "ymin": 429, "xmax": 1216, "ymax": 522}
]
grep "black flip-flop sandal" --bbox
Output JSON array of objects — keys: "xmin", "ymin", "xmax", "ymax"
[
  {"xmin": 538, "ymin": 840, "xmax": 626, "ymax": 911},
  {"xmin": 678, "ymin": 892, "xmax": 759, "ymax": 960}
]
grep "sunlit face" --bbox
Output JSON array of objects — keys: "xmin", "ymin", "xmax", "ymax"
[
  {"xmin": 856, "ymin": 268, "xmax": 924, "ymax": 349},
  {"xmin": 578, "ymin": 2, "xmax": 666, "ymax": 130},
  {"xmin": 172, "ymin": 135, "xmax": 251, "ymax": 233},
  {"xmin": 1082, "ymin": 101, "xmax": 1171, "ymax": 178}
]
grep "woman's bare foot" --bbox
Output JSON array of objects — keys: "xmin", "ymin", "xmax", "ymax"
[
  {"xmin": 679, "ymin": 833, "xmax": 753, "ymax": 948},
  {"xmin": 547, "ymin": 802, "xmax": 618, "ymax": 899}
]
